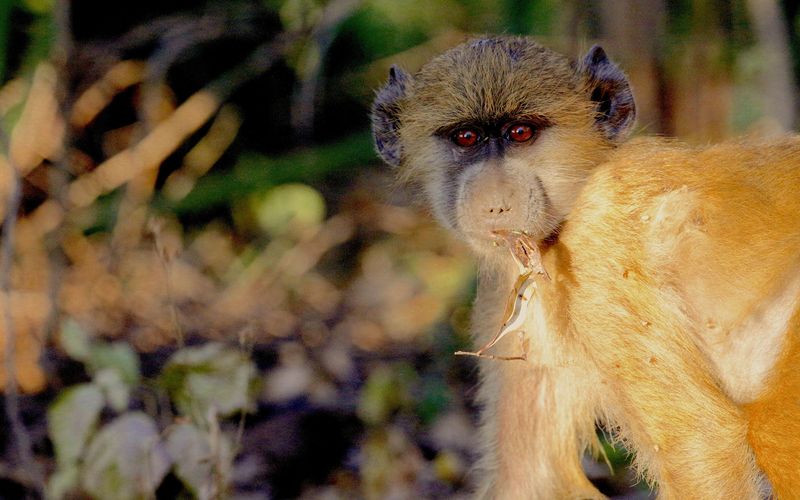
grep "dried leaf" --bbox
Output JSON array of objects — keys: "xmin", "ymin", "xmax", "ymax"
[{"xmin": 455, "ymin": 230, "xmax": 548, "ymax": 361}]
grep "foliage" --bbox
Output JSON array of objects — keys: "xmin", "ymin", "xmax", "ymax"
[
  {"xmin": 48, "ymin": 322, "xmax": 256, "ymax": 499},
  {"xmin": 0, "ymin": 0, "xmax": 797, "ymax": 498}
]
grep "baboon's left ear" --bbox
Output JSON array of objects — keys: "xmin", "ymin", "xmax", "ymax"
[
  {"xmin": 580, "ymin": 46, "xmax": 636, "ymax": 141},
  {"xmin": 371, "ymin": 65, "xmax": 411, "ymax": 167}
]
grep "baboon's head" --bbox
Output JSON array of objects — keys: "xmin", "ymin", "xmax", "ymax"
[{"xmin": 371, "ymin": 36, "xmax": 635, "ymax": 258}]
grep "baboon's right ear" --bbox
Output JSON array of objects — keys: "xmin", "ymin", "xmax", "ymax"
[
  {"xmin": 580, "ymin": 46, "xmax": 636, "ymax": 142},
  {"xmin": 371, "ymin": 65, "xmax": 410, "ymax": 167}
]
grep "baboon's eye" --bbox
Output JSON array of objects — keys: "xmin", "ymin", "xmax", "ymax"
[
  {"xmin": 506, "ymin": 123, "xmax": 535, "ymax": 143},
  {"xmin": 452, "ymin": 128, "xmax": 480, "ymax": 147}
]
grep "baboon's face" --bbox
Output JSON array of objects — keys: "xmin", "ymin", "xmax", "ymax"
[{"xmin": 372, "ymin": 37, "xmax": 635, "ymax": 257}]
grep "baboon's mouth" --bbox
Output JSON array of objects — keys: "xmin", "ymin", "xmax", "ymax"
[{"xmin": 490, "ymin": 230, "xmax": 548, "ymax": 279}]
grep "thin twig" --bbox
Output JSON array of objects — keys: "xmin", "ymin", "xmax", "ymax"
[
  {"xmin": 234, "ymin": 325, "xmax": 254, "ymax": 456},
  {"xmin": 40, "ymin": 0, "xmax": 75, "ymax": 380},
  {"xmin": 150, "ymin": 219, "xmax": 185, "ymax": 348},
  {"xmin": 453, "ymin": 350, "xmax": 527, "ymax": 362}
]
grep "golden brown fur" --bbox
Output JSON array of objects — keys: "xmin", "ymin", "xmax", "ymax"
[{"xmin": 372, "ymin": 36, "xmax": 800, "ymax": 499}]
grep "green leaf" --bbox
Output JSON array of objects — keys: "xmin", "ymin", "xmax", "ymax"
[
  {"xmin": 87, "ymin": 341, "xmax": 140, "ymax": 387},
  {"xmin": 80, "ymin": 412, "xmax": 171, "ymax": 500},
  {"xmin": 279, "ymin": 0, "xmax": 323, "ymax": 32},
  {"xmin": 21, "ymin": 14, "xmax": 55, "ymax": 72},
  {"xmin": 247, "ymin": 183, "xmax": 326, "ymax": 237},
  {"xmin": 59, "ymin": 319, "xmax": 91, "ymax": 362},
  {"xmin": 159, "ymin": 343, "xmax": 257, "ymax": 424},
  {"xmin": 47, "ymin": 383, "xmax": 104, "ymax": 468},
  {"xmin": 21, "ymin": 0, "xmax": 53, "ymax": 14},
  {"xmin": 165, "ymin": 422, "xmax": 232, "ymax": 499},
  {"xmin": 94, "ymin": 368, "xmax": 130, "ymax": 412},
  {"xmin": 46, "ymin": 464, "xmax": 80, "ymax": 500},
  {"xmin": 357, "ymin": 364, "xmax": 417, "ymax": 425},
  {"xmin": 417, "ymin": 376, "xmax": 451, "ymax": 425}
]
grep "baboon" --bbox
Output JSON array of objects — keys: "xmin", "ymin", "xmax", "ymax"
[{"xmin": 372, "ymin": 37, "xmax": 800, "ymax": 498}]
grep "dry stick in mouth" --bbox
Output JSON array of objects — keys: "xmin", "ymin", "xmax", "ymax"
[{"xmin": 455, "ymin": 230, "xmax": 550, "ymax": 361}]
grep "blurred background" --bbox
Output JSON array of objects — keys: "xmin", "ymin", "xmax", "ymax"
[{"xmin": 0, "ymin": 0, "xmax": 797, "ymax": 498}]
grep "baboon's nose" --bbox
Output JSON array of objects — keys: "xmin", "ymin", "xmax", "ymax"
[
  {"xmin": 477, "ymin": 197, "xmax": 524, "ymax": 231},
  {"xmin": 459, "ymin": 167, "xmax": 527, "ymax": 233},
  {"xmin": 487, "ymin": 205, "xmax": 513, "ymax": 215}
]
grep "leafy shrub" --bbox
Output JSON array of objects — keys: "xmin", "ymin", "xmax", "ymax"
[{"xmin": 47, "ymin": 321, "xmax": 257, "ymax": 500}]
